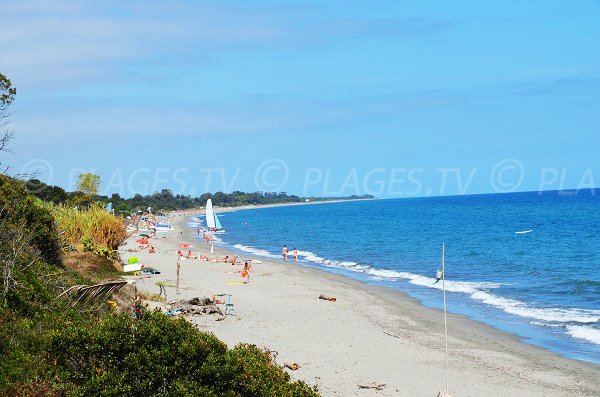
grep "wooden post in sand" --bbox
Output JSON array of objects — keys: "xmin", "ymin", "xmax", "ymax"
[{"xmin": 176, "ymin": 260, "xmax": 180, "ymax": 295}]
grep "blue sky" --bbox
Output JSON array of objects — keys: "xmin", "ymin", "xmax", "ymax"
[{"xmin": 1, "ymin": 0, "xmax": 599, "ymax": 197}]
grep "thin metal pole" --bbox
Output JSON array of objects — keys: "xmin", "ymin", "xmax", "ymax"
[{"xmin": 442, "ymin": 242, "xmax": 449, "ymax": 394}]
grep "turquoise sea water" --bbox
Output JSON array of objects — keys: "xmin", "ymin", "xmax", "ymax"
[{"xmin": 190, "ymin": 190, "xmax": 600, "ymax": 364}]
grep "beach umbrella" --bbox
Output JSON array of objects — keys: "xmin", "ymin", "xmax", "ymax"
[
  {"xmin": 139, "ymin": 233, "xmax": 150, "ymax": 238},
  {"xmin": 178, "ymin": 243, "xmax": 192, "ymax": 248}
]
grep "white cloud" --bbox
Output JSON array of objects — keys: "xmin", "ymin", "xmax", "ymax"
[{"xmin": 0, "ymin": 0, "xmax": 451, "ymax": 87}]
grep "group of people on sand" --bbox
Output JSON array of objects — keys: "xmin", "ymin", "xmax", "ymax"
[
  {"xmin": 138, "ymin": 238, "xmax": 156, "ymax": 254},
  {"xmin": 282, "ymin": 245, "xmax": 299, "ymax": 262},
  {"xmin": 176, "ymin": 249, "xmax": 209, "ymax": 261},
  {"xmin": 176, "ymin": 248, "xmax": 254, "ymax": 283}
]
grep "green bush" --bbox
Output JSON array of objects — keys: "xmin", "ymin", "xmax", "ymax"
[
  {"xmin": 0, "ymin": 176, "xmax": 67, "ymax": 314},
  {"xmin": 46, "ymin": 310, "xmax": 318, "ymax": 396},
  {"xmin": 0, "ymin": 175, "xmax": 61, "ymax": 266}
]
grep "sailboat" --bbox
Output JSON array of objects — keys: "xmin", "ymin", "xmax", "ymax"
[{"xmin": 205, "ymin": 199, "xmax": 225, "ymax": 233}]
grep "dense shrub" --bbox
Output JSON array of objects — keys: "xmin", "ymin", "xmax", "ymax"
[
  {"xmin": 0, "ymin": 175, "xmax": 67, "ymax": 314},
  {"xmin": 46, "ymin": 310, "xmax": 318, "ymax": 396},
  {"xmin": 0, "ymin": 175, "xmax": 61, "ymax": 265}
]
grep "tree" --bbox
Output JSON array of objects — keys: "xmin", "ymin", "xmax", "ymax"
[
  {"xmin": 0, "ymin": 74, "xmax": 17, "ymax": 174},
  {"xmin": 76, "ymin": 173, "xmax": 101, "ymax": 196}
]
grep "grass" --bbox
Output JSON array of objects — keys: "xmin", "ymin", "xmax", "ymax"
[{"xmin": 42, "ymin": 202, "xmax": 127, "ymax": 251}]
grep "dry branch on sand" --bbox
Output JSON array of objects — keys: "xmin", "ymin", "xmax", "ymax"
[{"xmin": 358, "ymin": 382, "xmax": 386, "ymax": 390}]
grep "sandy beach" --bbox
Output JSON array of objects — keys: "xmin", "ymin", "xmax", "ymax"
[{"xmin": 119, "ymin": 213, "xmax": 600, "ymax": 396}]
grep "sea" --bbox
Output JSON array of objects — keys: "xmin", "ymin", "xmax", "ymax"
[{"xmin": 188, "ymin": 190, "xmax": 600, "ymax": 364}]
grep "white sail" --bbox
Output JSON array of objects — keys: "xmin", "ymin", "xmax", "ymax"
[
  {"xmin": 214, "ymin": 212, "xmax": 222, "ymax": 229},
  {"xmin": 205, "ymin": 199, "xmax": 216, "ymax": 229}
]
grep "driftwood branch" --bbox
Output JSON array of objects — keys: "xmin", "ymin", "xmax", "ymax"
[
  {"xmin": 383, "ymin": 331, "xmax": 401, "ymax": 339},
  {"xmin": 358, "ymin": 383, "xmax": 386, "ymax": 390}
]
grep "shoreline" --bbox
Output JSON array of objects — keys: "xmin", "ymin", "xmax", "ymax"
[
  {"xmin": 177, "ymin": 197, "xmax": 378, "ymax": 215},
  {"xmin": 119, "ymin": 214, "xmax": 600, "ymax": 396}
]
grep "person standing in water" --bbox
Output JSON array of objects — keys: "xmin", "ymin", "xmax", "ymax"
[
  {"xmin": 293, "ymin": 247, "xmax": 298, "ymax": 262},
  {"xmin": 282, "ymin": 245, "xmax": 288, "ymax": 261}
]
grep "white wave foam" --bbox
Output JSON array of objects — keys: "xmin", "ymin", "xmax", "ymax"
[
  {"xmin": 232, "ymin": 244, "xmax": 279, "ymax": 259},
  {"xmin": 222, "ymin": 238, "xmax": 600, "ymax": 327},
  {"xmin": 297, "ymin": 250, "xmax": 326, "ymax": 263},
  {"xmin": 567, "ymin": 325, "xmax": 600, "ymax": 345},
  {"xmin": 469, "ymin": 291, "xmax": 600, "ymax": 323}
]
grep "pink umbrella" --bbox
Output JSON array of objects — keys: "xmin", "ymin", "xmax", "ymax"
[{"xmin": 178, "ymin": 243, "xmax": 192, "ymax": 248}]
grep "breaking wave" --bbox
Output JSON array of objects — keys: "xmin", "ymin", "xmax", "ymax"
[
  {"xmin": 566, "ymin": 325, "xmax": 600, "ymax": 345},
  {"xmin": 226, "ymin": 243, "xmax": 600, "ymax": 341}
]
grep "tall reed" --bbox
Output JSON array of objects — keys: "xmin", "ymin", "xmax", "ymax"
[{"xmin": 43, "ymin": 202, "xmax": 126, "ymax": 250}]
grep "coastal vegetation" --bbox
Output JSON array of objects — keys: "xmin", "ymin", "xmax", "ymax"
[
  {"xmin": 0, "ymin": 174, "xmax": 319, "ymax": 396},
  {"xmin": 43, "ymin": 202, "xmax": 127, "ymax": 253},
  {"xmin": 25, "ymin": 178, "xmax": 374, "ymax": 215}
]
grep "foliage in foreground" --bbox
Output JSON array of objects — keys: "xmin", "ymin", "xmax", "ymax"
[
  {"xmin": 0, "ymin": 175, "xmax": 69, "ymax": 315},
  {"xmin": 0, "ymin": 175, "xmax": 319, "ymax": 396},
  {"xmin": 1, "ymin": 310, "xmax": 318, "ymax": 396},
  {"xmin": 46, "ymin": 311, "xmax": 317, "ymax": 396}
]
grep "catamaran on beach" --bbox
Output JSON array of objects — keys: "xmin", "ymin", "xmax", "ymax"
[{"xmin": 205, "ymin": 198, "xmax": 225, "ymax": 233}]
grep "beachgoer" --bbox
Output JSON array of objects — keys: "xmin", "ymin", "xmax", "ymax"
[
  {"xmin": 177, "ymin": 249, "xmax": 183, "ymax": 258},
  {"xmin": 282, "ymin": 245, "xmax": 288, "ymax": 261},
  {"xmin": 243, "ymin": 261, "xmax": 252, "ymax": 283},
  {"xmin": 293, "ymin": 248, "xmax": 298, "ymax": 262}
]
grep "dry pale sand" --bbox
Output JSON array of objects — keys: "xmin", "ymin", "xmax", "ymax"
[{"xmin": 120, "ymin": 214, "xmax": 600, "ymax": 396}]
